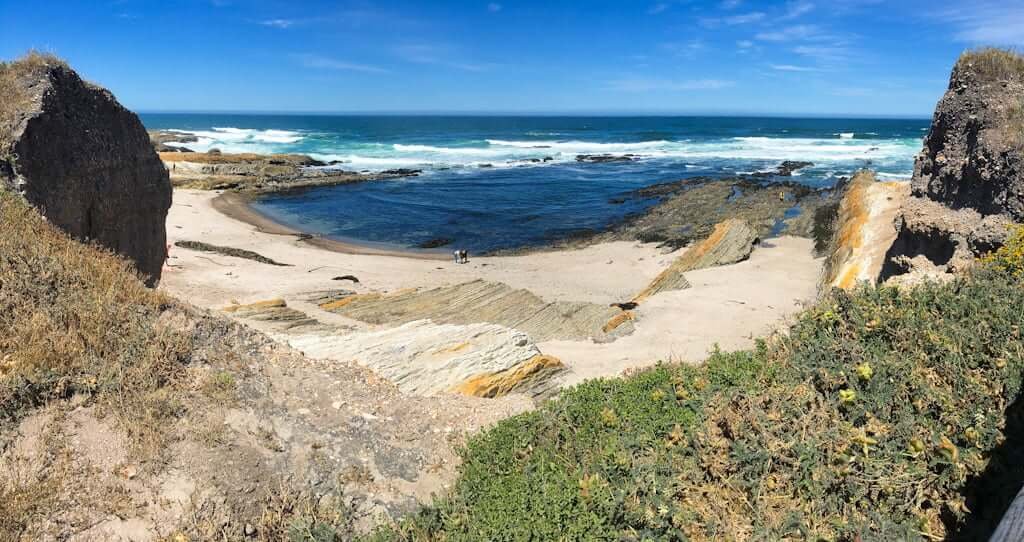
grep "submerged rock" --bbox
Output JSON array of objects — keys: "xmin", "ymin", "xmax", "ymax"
[
  {"xmin": 0, "ymin": 54, "xmax": 172, "ymax": 285},
  {"xmin": 576, "ymin": 153, "xmax": 637, "ymax": 163}
]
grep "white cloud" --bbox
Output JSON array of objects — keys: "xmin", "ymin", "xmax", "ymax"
[
  {"xmin": 647, "ymin": 3, "xmax": 670, "ymax": 14},
  {"xmin": 607, "ymin": 78, "xmax": 734, "ymax": 92},
  {"xmin": 720, "ymin": 0, "xmax": 742, "ymax": 9},
  {"xmin": 660, "ymin": 40, "xmax": 707, "ymax": 58},
  {"xmin": 395, "ymin": 44, "xmax": 493, "ymax": 71},
  {"xmin": 779, "ymin": 1, "xmax": 814, "ymax": 21},
  {"xmin": 487, "ymin": 3, "xmax": 502, "ymax": 12},
  {"xmin": 754, "ymin": 24, "xmax": 825, "ymax": 42},
  {"xmin": 261, "ymin": 19, "xmax": 296, "ymax": 29},
  {"xmin": 934, "ymin": 3, "xmax": 1024, "ymax": 45},
  {"xmin": 294, "ymin": 54, "xmax": 389, "ymax": 74},
  {"xmin": 770, "ymin": 64, "xmax": 818, "ymax": 71},
  {"xmin": 702, "ymin": 11, "xmax": 766, "ymax": 27},
  {"xmin": 793, "ymin": 44, "xmax": 850, "ymax": 62},
  {"xmin": 737, "ymin": 40, "xmax": 754, "ymax": 49}
]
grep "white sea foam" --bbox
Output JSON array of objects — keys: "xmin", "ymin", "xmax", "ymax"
[
  {"xmin": 485, "ymin": 139, "xmax": 671, "ymax": 152},
  {"xmin": 161, "ymin": 127, "xmax": 306, "ymax": 153},
  {"xmin": 875, "ymin": 172, "xmax": 913, "ymax": 181},
  {"xmin": 161, "ymin": 126, "xmax": 921, "ymax": 176}
]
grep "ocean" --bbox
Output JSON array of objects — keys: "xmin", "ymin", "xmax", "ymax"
[{"xmin": 141, "ymin": 114, "xmax": 930, "ymax": 252}]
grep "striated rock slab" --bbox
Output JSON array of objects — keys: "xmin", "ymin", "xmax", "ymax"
[
  {"xmin": 318, "ymin": 279, "xmax": 633, "ymax": 342},
  {"xmin": 633, "ymin": 218, "xmax": 758, "ymax": 302},
  {"xmin": 819, "ymin": 171, "xmax": 910, "ymax": 290},
  {"xmin": 285, "ymin": 320, "xmax": 565, "ymax": 398},
  {"xmin": 0, "ymin": 54, "xmax": 171, "ymax": 285},
  {"xmin": 223, "ymin": 298, "xmax": 326, "ymax": 331}
]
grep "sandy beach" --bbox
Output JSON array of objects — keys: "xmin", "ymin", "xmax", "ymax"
[{"xmin": 161, "ymin": 188, "xmax": 823, "ymax": 385}]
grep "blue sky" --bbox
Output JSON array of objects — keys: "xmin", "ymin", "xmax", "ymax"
[{"xmin": 1, "ymin": 0, "xmax": 1022, "ymax": 116}]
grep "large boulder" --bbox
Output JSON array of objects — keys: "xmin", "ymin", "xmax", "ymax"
[{"xmin": 0, "ymin": 54, "xmax": 171, "ymax": 285}]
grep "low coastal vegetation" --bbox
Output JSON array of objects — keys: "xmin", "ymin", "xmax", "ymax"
[
  {"xmin": 365, "ymin": 228, "xmax": 1024, "ymax": 541},
  {"xmin": 0, "ymin": 192, "xmax": 356, "ymax": 541},
  {"xmin": 0, "ymin": 51, "xmax": 64, "ymax": 148},
  {"xmin": 958, "ymin": 47, "xmax": 1024, "ymax": 83}
]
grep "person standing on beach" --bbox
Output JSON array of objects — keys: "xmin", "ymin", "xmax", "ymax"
[{"xmin": 454, "ymin": 250, "xmax": 461, "ymax": 264}]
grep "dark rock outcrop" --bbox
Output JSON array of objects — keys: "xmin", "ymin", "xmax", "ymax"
[
  {"xmin": 912, "ymin": 55, "xmax": 1024, "ymax": 219},
  {"xmin": 884, "ymin": 50, "xmax": 1024, "ymax": 282},
  {"xmin": 1, "ymin": 55, "xmax": 171, "ymax": 285},
  {"xmin": 576, "ymin": 153, "xmax": 637, "ymax": 163}
]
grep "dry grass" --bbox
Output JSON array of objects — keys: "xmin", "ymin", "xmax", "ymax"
[
  {"xmin": 0, "ymin": 189, "xmax": 189, "ymax": 459},
  {"xmin": 956, "ymin": 47, "xmax": 1024, "ymax": 83},
  {"xmin": 171, "ymin": 481, "xmax": 355, "ymax": 542},
  {"xmin": 0, "ymin": 51, "xmax": 66, "ymax": 150}
]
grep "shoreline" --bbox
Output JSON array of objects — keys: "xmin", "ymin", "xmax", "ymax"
[
  {"xmin": 212, "ymin": 191, "xmax": 449, "ymax": 260},
  {"xmin": 163, "ymin": 187, "xmax": 823, "ymax": 385}
]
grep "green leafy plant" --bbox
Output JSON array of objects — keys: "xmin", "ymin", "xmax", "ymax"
[{"xmin": 364, "ymin": 235, "xmax": 1024, "ymax": 541}]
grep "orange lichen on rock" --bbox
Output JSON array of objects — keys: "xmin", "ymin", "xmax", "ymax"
[
  {"xmin": 452, "ymin": 355, "xmax": 564, "ymax": 398},
  {"xmin": 432, "ymin": 341, "xmax": 472, "ymax": 355},
  {"xmin": 820, "ymin": 171, "xmax": 909, "ymax": 291},
  {"xmin": 602, "ymin": 311, "xmax": 635, "ymax": 333},
  {"xmin": 222, "ymin": 298, "xmax": 286, "ymax": 313}
]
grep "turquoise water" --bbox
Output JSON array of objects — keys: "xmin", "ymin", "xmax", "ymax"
[{"xmin": 142, "ymin": 114, "xmax": 929, "ymax": 252}]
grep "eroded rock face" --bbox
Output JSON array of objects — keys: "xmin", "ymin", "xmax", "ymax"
[
  {"xmin": 912, "ymin": 59, "xmax": 1024, "ymax": 219},
  {"xmin": 0, "ymin": 57, "xmax": 171, "ymax": 285},
  {"xmin": 882, "ymin": 54, "xmax": 1024, "ymax": 283}
]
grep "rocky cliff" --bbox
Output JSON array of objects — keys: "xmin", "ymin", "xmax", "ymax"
[
  {"xmin": 0, "ymin": 53, "xmax": 171, "ymax": 285},
  {"xmin": 881, "ymin": 49, "xmax": 1024, "ymax": 283},
  {"xmin": 913, "ymin": 49, "xmax": 1024, "ymax": 219}
]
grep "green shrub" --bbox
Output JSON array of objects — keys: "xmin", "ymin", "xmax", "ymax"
[
  {"xmin": 985, "ymin": 225, "xmax": 1024, "ymax": 276},
  {"xmin": 365, "ymin": 246, "xmax": 1024, "ymax": 540}
]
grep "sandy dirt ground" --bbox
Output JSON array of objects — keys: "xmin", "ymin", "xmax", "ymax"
[{"xmin": 161, "ymin": 189, "xmax": 822, "ymax": 385}]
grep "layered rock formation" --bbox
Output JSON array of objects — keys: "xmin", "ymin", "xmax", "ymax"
[
  {"xmin": 819, "ymin": 171, "xmax": 909, "ymax": 290},
  {"xmin": 633, "ymin": 219, "xmax": 758, "ymax": 302},
  {"xmin": 160, "ymin": 150, "xmax": 416, "ymax": 193},
  {"xmin": 221, "ymin": 293, "xmax": 567, "ymax": 399},
  {"xmin": 0, "ymin": 54, "xmax": 171, "ymax": 285},
  {"xmin": 287, "ymin": 320, "xmax": 565, "ymax": 398},
  {"xmin": 882, "ymin": 50, "xmax": 1024, "ymax": 282},
  {"xmin": 318, "ymin": 279, "xmax": 633, "ymax": 342}
]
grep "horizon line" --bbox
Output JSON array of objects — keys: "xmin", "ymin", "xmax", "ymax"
[{"xmin": 136, "ymin": 109, "xmax": 933, "ymax": 120}]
